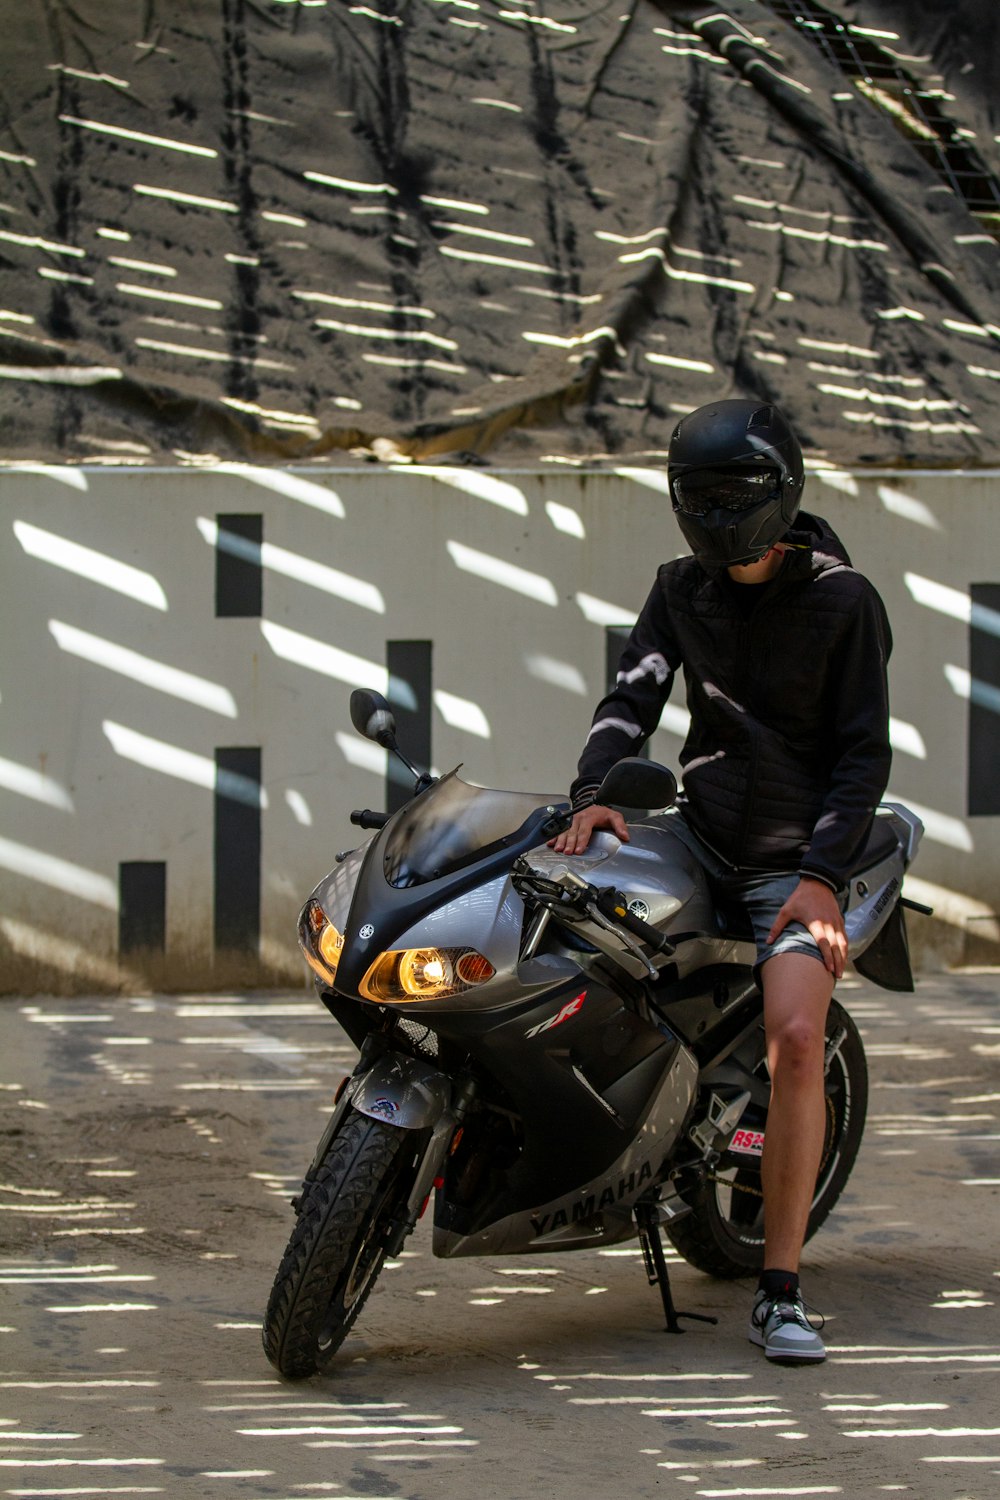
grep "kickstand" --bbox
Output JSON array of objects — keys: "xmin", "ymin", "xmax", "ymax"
[{"xmin": 635, "ymin": 1202, "xmax": 718, "ymax": 1335}]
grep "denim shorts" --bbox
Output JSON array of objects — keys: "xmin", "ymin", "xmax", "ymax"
[{"xmin": 658, "ymin": 808, "xmax": 830, "ymax": 973}]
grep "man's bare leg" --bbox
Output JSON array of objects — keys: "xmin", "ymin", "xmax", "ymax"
[
  {"xmin": 747, "ymin": 952, "xmax": 834, "ymax": 1360},
  {"xmin": 760, "ymin": 951, "xmax": 834, "ymax": 1271}
]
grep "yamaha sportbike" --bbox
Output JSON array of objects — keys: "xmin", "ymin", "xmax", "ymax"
[{"xmin": 262, "ymin": 689, "xmax": 927, "ymax": 1378}]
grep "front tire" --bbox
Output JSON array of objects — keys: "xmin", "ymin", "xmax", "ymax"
[
  {"xmin": 667, "ymin": 999, "xmax": 868, "ymax": 1278},
  {"xmin": 262, "ymin": 1109, "xmax": 419, "ymax": 1378}
]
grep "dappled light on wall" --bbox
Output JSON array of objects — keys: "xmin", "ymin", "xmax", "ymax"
[
  {"xmin": 1, "ymin": 463, "xmax": 998, "ymax": 989},
  {"xmin": 14, "ymin": 522, "xmax": 168, "ymax": 608}
]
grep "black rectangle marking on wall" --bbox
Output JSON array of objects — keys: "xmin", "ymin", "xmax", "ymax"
[
  {"xmin": 605, "ymin": 625, "xmax": 633, "ymax": 695},
  {"xmin": 119, "ymin": 861, "xmax": 166, "ymax": 953},
  {"xmin": 968, "ymin": 583, "xmax": 1000, "ymax": 816},
  {"xmin": 214, "ymin": 747, "xmax": 261, "ymax": 952},
  {"xmin": 215, "ymin": 513, "xmax": 263, "ymax": 617},
  {"xmin": 386, "ymin": 640, "xmax": 432, "ymax": 814}
]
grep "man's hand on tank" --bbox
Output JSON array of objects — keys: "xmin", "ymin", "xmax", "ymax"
[
  {"xmin": 548, "ymin": 803, "xmax": 630, "ymax": 855},
  {"xmin": 768, "ymin": 876, "xmax": 848, "ymax": 979}
]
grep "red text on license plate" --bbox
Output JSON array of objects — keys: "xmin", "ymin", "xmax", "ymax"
[{"xmin": 730, "ymin": 1128, "xmax": 765, "ymax": 1156}]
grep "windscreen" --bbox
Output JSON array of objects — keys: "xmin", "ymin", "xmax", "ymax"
[{"xmin": 382, "ymin": 770, "xmax": 559, "ymax": 889}]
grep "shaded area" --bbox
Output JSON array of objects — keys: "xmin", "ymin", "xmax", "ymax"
[
  {"xmin": 1, "ymin": 974, "xmax": 999, "ymax": 1495},
  {"xmin": 0, "ymin": 0, "xmax": 997, "ymax": 467}
]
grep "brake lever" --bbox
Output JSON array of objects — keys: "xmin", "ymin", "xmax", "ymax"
[
  {"xmin": 514, "ymin": 866, "xmax": 671, "ymax": 975},
  {"xmin": 582, "ymin": 900, "xmax": 659, "ymax": 979}
]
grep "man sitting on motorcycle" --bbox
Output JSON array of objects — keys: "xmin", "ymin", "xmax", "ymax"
[{"xmin": 550, "ymin": 398, "xmax": 892, "ymax": 1364}]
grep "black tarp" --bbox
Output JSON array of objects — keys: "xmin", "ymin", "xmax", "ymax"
[{"xmin": 1, "ymin": 0, "xmax": 998, "ymax": 467}]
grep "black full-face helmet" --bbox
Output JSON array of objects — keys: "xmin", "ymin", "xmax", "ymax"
[{"xmin": 667, "ymin": 399, "xmax": 805, "ymax": 571}]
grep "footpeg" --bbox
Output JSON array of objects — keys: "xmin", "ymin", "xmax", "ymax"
[{"xmin": 689, "ymin": 1090, "xmax": 752, "ymax": 1158}]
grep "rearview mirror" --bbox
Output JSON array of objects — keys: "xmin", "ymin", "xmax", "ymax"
[
  {"xmin": 597, "ymin": 758, "xmax": 677, "ymax": 811},
  {"xmin": 349, "ymin": 689, "xmax": 397, "ymax": 749}
]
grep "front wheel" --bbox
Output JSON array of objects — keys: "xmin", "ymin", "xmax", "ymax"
[
  {"xmin": 262, "ymin": 1109, "xmax": 421, "ymax": 1378},
  {"xmin": 667, "ymin": 998, "xmax": 868, "ymax": 1278}
]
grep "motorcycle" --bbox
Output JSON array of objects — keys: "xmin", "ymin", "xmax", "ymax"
[{"xmin": 262, "ymin": 688, "xmax": 928, "ymax": 1379}]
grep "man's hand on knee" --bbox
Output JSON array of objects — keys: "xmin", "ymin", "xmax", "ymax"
[
  {"xmin": 548, "ymin": 803, "xmax": 630, "ymax": 855},
  {"xmin": 768, "ymin": 876, "xmax": 847, "ymax": 979}
]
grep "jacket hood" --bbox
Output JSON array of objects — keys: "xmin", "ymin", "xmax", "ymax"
[
  {"xmin": 685, "ymin": 511, "xmax": 852, "ymax": 595},
  {"xmin": 783, "ymin": 511, "xmax": 852, "ymax": 575}
]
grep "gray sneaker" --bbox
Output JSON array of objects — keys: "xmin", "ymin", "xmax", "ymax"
[{"xmin": 748, "ymin": 1288, "xmax": 826, "ymax": 1363}]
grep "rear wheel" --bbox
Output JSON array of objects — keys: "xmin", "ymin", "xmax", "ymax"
[
  {"xmin": 262, "ymin": 1109, "xmax": 420, "ymax": 1378},
  {"xmin": 667, "ymin": 999, "xmax": 867, "ymax": 1277}
]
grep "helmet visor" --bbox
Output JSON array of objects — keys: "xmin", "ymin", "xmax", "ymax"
[{"xmin": 671, "ymin": 466, "xmax": 780, "ymax": 517}]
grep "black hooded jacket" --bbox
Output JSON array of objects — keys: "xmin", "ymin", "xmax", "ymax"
[{"xmin": 570, "ymin": 514, "xmax": 893, "ymax": 893}]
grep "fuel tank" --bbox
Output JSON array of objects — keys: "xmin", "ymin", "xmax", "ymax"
[{"xmin": 521, "ymin": 814, "xmax": 717, "ymax": 947}]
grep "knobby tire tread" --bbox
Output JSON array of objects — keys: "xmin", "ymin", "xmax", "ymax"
[{"xmin": 262, "ymin": 1110, "xmax": 405, "ymax": 1379}]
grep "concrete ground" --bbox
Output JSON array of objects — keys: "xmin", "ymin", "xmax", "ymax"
[{"xmin": 1, "ymin": 970, "xmax": 999, "ymax": 1500}]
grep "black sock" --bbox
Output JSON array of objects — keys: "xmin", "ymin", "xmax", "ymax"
[{"xmin": 758, "ymin": 1268, "xmax": 799, "ymax": 1300}]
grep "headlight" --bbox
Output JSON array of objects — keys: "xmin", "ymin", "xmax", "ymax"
[
  {"xmin": 298, "ymin": 900, "xmax": 344, "ymax": 985},
  {"xmin": 360, "ymin": 946, "xmax": 495, "ymax": 1004}
]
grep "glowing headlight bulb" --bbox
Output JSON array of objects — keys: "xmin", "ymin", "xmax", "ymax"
[{"xmin": 399, "ymin": 949, "xmax": 453, "ymax": 995}]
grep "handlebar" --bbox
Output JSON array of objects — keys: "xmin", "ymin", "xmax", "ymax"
[
  {"xmin": 514, "ymin": 862, "xmax": 675, "ymax": 959},
  {"xmin": 350, "ymin": 808, "xmax": 391, "ymax": 829},
  {"xmin": 593, "ymin": 886, "xmax": 675, "ymax": 955}
]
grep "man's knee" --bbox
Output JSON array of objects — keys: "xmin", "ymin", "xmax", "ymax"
[
  {"xmin": 761, "ymin": 952, "xmax": 833, "ymax": 1076},
  {"xmin": 768, "ymin": 1014, "xmax": 825, "ymax": 1078}
]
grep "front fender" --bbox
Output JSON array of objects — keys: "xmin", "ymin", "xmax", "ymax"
[{"xmin": 351, "ymin": 1051, "xmax": 453, "ymax": 1129}]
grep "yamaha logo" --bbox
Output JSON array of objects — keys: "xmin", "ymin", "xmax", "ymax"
[
  {"xmin": 627, "ymin": 898, "xmax": 650, "ymax": 922},
  {"xmin": 358, "ymin": 923, "xmax": 375, "ymax": 940}
]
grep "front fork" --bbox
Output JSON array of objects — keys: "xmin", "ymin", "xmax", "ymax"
[
  {"xmin": 385, "ymin": 1074, "xmax": 477, "ymax": 1256},
  {"xmin": 297, "ymin": 1038, "xmax": 476, "ymax": 1255}
]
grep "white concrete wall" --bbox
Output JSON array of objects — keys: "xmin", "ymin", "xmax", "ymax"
[{"xmin": 1, "ymin": 464, "xmax": 997, "ymax": 993}]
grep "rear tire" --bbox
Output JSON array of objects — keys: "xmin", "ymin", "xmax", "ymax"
[
  {"xmin": 262, "ymin": 1109, "xmax": 419, "ymax": 1378},
  {"xmin": 667, "ymin": 999, "xmax": 867, "ymax": 1278}
]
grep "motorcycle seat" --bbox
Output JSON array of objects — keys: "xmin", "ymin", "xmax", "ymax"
[
  {"xmin": 716, "ymin": 817, "xmax": 902, "ymax": 943},
  {"xmin": 847, "ymin": 815, "xmax": 900, "ymax": 876}
]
